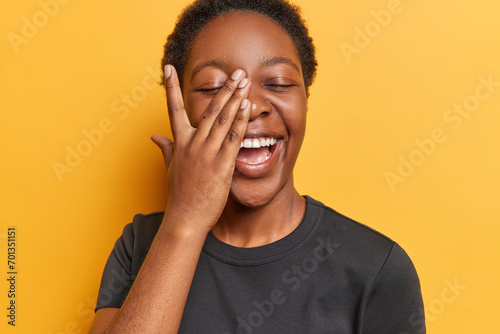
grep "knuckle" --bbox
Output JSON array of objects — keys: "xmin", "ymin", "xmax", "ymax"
[
  {"xmin": 167, "ymin": 103, "xmax": 185, "ymax": 118},
  {"xmin": 167, "ymin": 102, "xmax": 180, "ymax": 113},
  {"xmin": 216, "ymin": 112, "xmax": 229, "ymax": 125},
  {"xmin": 204, "ymin": 102, "xmax": 219, "ymax": 117},
  {"xmin": 165, "ymin": 81, "xmax": 178, "ymax": 91},
  {"xmin": 226, "ymin": 129, "xmax": 240, "ymax": 142},
  {"xmin": 233, "ymin": 111, "xmax": 245, "ymax": 121},
  {"xmin": 222, "ymin": 84, "xmax": 235, "ymax": 94},
  {"xmin": 229, "ymin": 93, "xmax": 242, "ymax": 102}
]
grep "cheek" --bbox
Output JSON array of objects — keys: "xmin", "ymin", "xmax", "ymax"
[
  {"xmin": 272, "ymin": 94, "xmax": 307, "ymax": 135},
  {"xmin": 184, "ymin": 93, "xmax": 210, "ymax": 128}
]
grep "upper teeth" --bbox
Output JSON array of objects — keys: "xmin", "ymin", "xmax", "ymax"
[{"xmin": 240, "ymin": 137, "xmax": 278, "ymax": 148}]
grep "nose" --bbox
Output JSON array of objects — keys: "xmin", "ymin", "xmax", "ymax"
[{"xmin": 247, "ymin": 84, "xmax": 271, "ymax": 121}]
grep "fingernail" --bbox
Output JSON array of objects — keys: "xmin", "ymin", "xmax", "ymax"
[
  {"xmin": 238, "ymin": 78, "xmax": 249, "ymax": 88},
  {"xmin": 240, "ymin": 99, "xmax": 249, "ymax": 109},
  {"xmin": 164, "ymin": 65, "xmax": 172, "ymax": 79},
  {"xmin": 231, "ymin": 69, "xmax": 245, "ymax": 81}
]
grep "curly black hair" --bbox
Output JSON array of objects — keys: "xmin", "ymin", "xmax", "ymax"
[{"xmin": 161, "ymin": 0, "xmax": 317, "ymax": 96}]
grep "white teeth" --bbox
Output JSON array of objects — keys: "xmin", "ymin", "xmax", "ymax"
[
  {"xmin": 240, "ymin": 137, "xmax": 278, "ymax": 148},
  {"xmin": 242, "ymin": 139, "xmax": 253, "ymax": 148}
]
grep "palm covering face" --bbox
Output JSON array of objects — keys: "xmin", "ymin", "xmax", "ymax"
[{"xmin": 151, "ymin": 65, "xmax": 251, "ymax": 233}]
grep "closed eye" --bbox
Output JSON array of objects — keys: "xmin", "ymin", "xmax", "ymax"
[
  {"xmin": 197, "ymin": 87, "xmax": 222, "ymax": 95},
  {"xmin": 264, "ymin": 84, "xmax": 296, "ymax": 92}
]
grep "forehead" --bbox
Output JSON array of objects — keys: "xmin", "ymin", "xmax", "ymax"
[{"xmin": 185, "ymin": 11, "xmax": 300, "ymax": 73}]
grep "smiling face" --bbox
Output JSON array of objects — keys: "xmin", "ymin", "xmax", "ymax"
[{"xmin": 182, "ymin": 11, "xmax": 308, "ymax": 208}]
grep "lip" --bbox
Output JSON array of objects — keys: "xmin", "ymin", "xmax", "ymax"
[
  {"xmin": 234, "ymin": 138, "xmax": 283, "ymax": 178},
  {"xmin": 242, "ymin": 128, "xmax": 283, "ymax": 140}
]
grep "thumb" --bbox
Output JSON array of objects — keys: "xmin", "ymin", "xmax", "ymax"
[{"xmin": 151, "ymin": 134, "xmax": 174, "ymax": 170}]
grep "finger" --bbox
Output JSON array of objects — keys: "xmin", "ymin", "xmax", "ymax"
[
  {"xmin": 194, "ymin": 69, "xmax": 247, "ymax": 141},
  {"xmin": 206, "ymin": 80, "xmax": 251, "ymax": 148},
  {"xmin": 218, "ymin": 98, "xmax": 251, "ymax": 161},
  {"xmin": 164, "ymin": 65, "xmax": 192, "ymax": 143},
  {"xmin": 151, "ymin": 134, "xmax": 174, "ymax": 170}
]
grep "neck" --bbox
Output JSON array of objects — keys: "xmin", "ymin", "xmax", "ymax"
[{"xmin": 211, "ymin": 181, "xmax": 306, "ymax": 248}]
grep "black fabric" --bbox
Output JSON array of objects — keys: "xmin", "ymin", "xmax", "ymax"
[{"xmin": 95, "ymin": 196, "xmax": 425, "ymax": 334}]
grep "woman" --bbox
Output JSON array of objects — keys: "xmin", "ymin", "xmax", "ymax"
[{"xmin": 90, "ymin": 0, "xmax": 425, "ymax": 333}]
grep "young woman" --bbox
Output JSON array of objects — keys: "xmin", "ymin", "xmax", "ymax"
[{"xmin": 90, "ymin": 0, "xmax": 425, "ymax": 333}]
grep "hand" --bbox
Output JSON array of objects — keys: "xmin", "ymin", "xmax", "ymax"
[{"xmin": 151, "ymin": 65, "xmax": 251, "ymax": 234}]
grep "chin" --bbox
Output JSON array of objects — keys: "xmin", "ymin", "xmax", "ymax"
[
  {"xmin": 228, "ymin": 186, "xmax": 274, "ymax": 209},
  {"xmin": 227, "ymin": 174, "xmax": 291, "ymax": 209}
]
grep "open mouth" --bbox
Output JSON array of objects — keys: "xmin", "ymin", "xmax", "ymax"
[{"xmin": 236, "ymin": 137, "xmax": 280, "ymax": 165}]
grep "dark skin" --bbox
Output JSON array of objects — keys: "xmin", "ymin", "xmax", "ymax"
[
  {"xmin": 89, "ymin": 11, "xmax": 308, "ymax": 333},
  {"xmin": 183, "ymin": 11, "xmax": 308, "ymax": 247}
]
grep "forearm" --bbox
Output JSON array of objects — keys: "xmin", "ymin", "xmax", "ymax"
[
  {"xmin": 100, "ymin": 65, "xmax": 250, "ymax": 333},
  {"xmin": 105, "ymin": 215, "xmax": 208, "ymax": 334}
]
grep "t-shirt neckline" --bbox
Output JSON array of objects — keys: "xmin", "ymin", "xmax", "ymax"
[{"xmin": 202, "ymin": 196, "xmax": 321, "ymax": 266}]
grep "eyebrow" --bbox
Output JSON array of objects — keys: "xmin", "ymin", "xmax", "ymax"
[
  {"xmin": 260, "ymin": 56, "xmax": 300, "ymax": 73},
  {"xmin": 191, "ymin": 59, "xmax": 229, "ymax": 80},
  {"xmin": 190, "ymin": 56, "xmax": 300, "ymax": 79}
]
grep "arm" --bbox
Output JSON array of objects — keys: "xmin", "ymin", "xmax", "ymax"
[{"xmin": 90, "ymin": 65, "xmax": 251, "ymax": 333}]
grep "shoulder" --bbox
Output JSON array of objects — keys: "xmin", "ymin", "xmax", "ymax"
[
  {"xmin": 129, "ymin": 211, "xmax": 165, "ymax": 235},
  {"xmin": 305, "ymin": 196, "xmax": 419, "ymax": 282},
  {"xmin": 116, "ymin": 211, "xmax": 164, "ymax": 247},
  {"xmin": 130, "ymin": 210, "xmax": 164, "ymax": 243},
  {"xmin": 117, "ymin": 211, "xmax": 165, "ymax": 272},
  {"xmin": 306, "ymin": 195, "xmax": 395, "ymax": 252}
]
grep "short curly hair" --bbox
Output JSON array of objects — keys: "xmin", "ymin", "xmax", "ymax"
[{"xmin": 161, "ymin": 0, "xmax": 317, "ymax": 96}]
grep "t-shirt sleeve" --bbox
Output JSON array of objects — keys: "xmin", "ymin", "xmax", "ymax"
[
  {"xmin": 94, "ymin": 222, "xmax": 135, "ymax": 312},
  {"xmin": 361, "ymin": 243, "xmax": 426, "ymax": 334}
]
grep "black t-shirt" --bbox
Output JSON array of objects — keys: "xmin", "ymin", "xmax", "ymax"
[{"xmin": 96, "ymin": 196, "xmax": 425, "ymax": 334}]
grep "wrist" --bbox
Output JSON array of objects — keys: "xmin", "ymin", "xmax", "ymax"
[{"xmin": 160, "ymin": 210, "xmax": 213, "ymax": 240}]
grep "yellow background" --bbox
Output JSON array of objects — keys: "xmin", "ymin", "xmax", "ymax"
[{"xmin": 1, "ymin": 0, "xmax": 499, "ymax": 332}]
